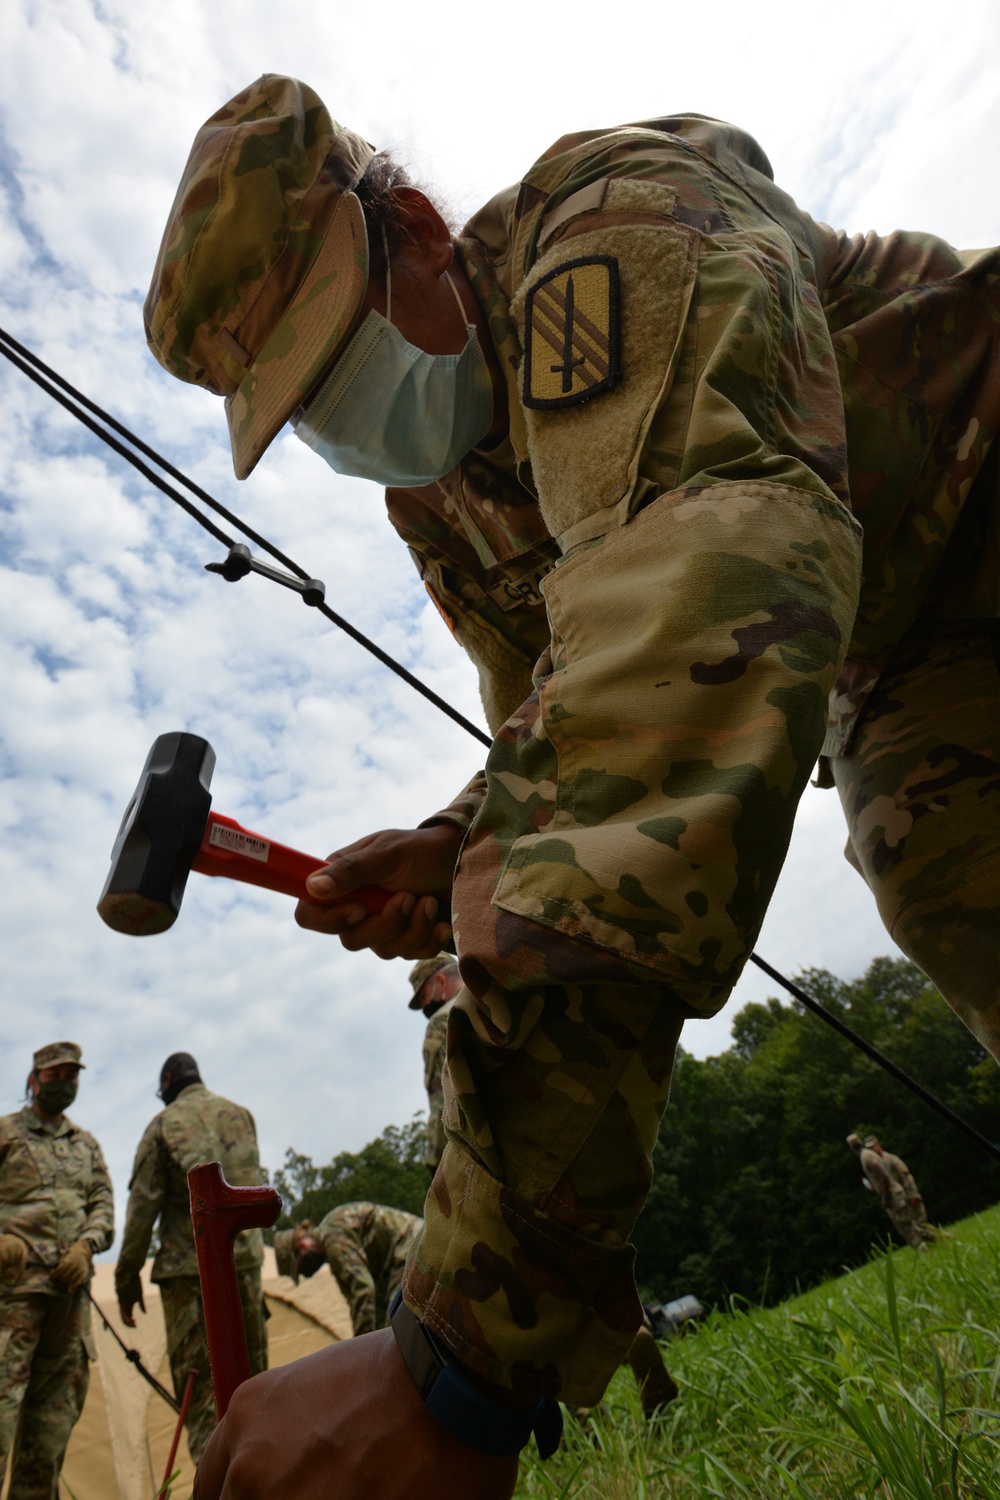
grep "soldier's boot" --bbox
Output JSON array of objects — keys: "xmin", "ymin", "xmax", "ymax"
[{"xmin": 626, "ymin": 1325, "xmax": 678, "ymax": 1420}]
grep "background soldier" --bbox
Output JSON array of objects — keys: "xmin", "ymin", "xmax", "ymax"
[
  {"xmin": 0, "ymin": 1042, "xmax": 113, "ymax": 1499},
  {"xmin": 408, "ymin": 955, "xmax": 462, "ymax": 1177},
  {"xmin": 847, "ymin": 1132, "xmax": 936, "ymax": 1248},
  {"xmin": 275, "ymin": 1203, "xmax": 421, "ymax": 1335},
  {"xmin": 115, "ymin": 1052, "xmax": 267, "ymax": 1463}
]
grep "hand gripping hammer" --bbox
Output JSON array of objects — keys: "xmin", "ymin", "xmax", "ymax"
[{"xmin": 97, "ymin": 731, "xmax": 389, "ymax": 935}]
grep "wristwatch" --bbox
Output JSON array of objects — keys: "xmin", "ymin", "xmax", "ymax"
[{"xmin": 389, "ymin": 1290, "xmax": 563, "ymax": 1459}]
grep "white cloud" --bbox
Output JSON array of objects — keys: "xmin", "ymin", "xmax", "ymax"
[{"xmin": 0, "ymin": 0, "xmax": 994, "ymax": 1248}]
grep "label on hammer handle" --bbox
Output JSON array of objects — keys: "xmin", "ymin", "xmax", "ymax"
[{"xmin": 208, "ymin": 823, "xmax": 270, "ymax": 863}]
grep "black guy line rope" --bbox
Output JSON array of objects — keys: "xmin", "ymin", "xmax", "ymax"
[
  {"xmin": 0, "ymin": 325, "xmax": 491, "ymax": 749},
  {"xmin": 3, "ymin": 324, "xmax": 998, "ymax": 1165},
  {"xmin": 84, "ymin": 1287, "xmax": 181, "ymax": 1412}
]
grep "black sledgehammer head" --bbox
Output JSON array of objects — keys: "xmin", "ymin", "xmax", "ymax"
[{"xmin": 97, "ymin": 732, "xmax": 215, "ymax": 936}]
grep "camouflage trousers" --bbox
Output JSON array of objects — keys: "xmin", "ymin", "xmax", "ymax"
[
  {"xmin": 0, "ymin": 1290, "xmax": 92, "ymax": 1500},
  {"xmin": 833, "ymin": 626, "xmax": 1000, "ymax": 1058},
  {"xmin": 158, "ymin": 1269, "xmax": 267, "ymax": 1465}
]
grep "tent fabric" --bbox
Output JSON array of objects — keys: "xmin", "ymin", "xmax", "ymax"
[{"xmin": 0, "ymin": 1250, "xmax": 352, "ymax": 1500}]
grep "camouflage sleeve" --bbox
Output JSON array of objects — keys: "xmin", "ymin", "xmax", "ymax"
[
  {"xmin": 81, "ymin": 1137, "xmax": 114, "ymax": 1254},
  {"xmin": 318, "ymin": 1220, "xmax": 377, "ymax": 1336},
  {"xmin": 418, "ymin": 773, "xmax": 488, "ymax": 835},
  {"xmin": 116, "ymin": 1120, "xmax": 167, "ymax": 1289}
]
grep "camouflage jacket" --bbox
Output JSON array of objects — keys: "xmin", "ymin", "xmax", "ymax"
[
  {"xmin": 422, "ymin": 999, "xmax": 456, "ymax": 1172},
  {"xmin": 116, "ymin": 1083, "xmax": 263, "ymax": 1287},
  {"xmin": 388, "ymin": 115, "xmax": 1000, "ymax": 772},
  {"xmin": 0, "ymin": 1106, "xmax": 114, "ymax": 1295},
  {"xmin": 314, "ymin": 1202, "xmax": 421, "ymax": 1336},
  {"xmin": 860, "ymin": 1146, "xmax": 922, "ymax": 1211}
]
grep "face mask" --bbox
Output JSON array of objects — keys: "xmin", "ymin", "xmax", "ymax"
[
  {"xmin": 36, "ymin": 1079, "xmax": 78, "ymax": 1115},
  {"xmin": 295, "ymin": 270, "xmax": 493, "ymax": 488}
]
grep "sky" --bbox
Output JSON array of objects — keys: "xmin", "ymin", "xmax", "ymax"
[{"xmin": 1, "ymin": 0, "xmax": 998, "ymax": 1253}]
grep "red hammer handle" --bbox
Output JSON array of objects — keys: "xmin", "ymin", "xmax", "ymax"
[
  {"xmin": 191, "ymin": 812, "xmax": 389, "ymax": 913},
  {"xmin": 188, "ymin": 1162, "xmax": 281, "ymax": 1418}
]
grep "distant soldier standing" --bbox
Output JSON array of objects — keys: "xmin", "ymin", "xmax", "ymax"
[
  {"xmin": 0, "ymin": 1042, "xmax": 113, "ymax": 1499},
  {"xmin": 847, "ymin": 1132, "xmax": 936, "ymax": 1248},
  {"xmin": 408, "ymin": 955, "xmax": 463, "ymax": 1177},
  {"xmin": 275, "ymin": 1203, "xmax": 421, "ymax": 1335},
  {"xmin": 115, "ymin": 1053, "xmax": 267, "ymax": 1463}
]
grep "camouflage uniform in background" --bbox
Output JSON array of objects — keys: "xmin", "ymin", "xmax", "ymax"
[
  {"xmin": 145, "ymin": 86, "xmax": 1000, "ymax": 1410},
  {"xmin": 423, "ymin": 1000, "xmax": 456, "ymax": 1176},
  {"xmin": 276, "ymin": 1204, "xmax": 422, "ymax": 1336},
  {"xmin": 859, "ymin": 1143, "xmax": 935, "ymax": 1249},
  {"xmin": 0, "ymin": 1106, "xmax": 113, "ymax": 1499},
  {"xmin": 115, "ymin": 1083, "xmax": 267, "ymax": 1463}
]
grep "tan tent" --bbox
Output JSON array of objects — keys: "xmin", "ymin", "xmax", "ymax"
[{"xmin": 1, "ymin": 1251, "xmax": 352, "ymax": 1500}]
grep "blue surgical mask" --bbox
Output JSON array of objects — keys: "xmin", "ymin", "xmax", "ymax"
[{"xmin": 295, "ymin": 270, "xmax": 493, "ymax": 488}]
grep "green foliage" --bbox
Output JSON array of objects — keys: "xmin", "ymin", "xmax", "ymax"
[
  {"xmin": 633, "ymin": 957, "xmax": 1000, "ymax": 1308},
  {"xmin": 517, "ymin": 1202, "xmax": 1000, "ymax": 1498},
  {"xmin": 272, "ymin": 1115, "xmax": 428, "ymax": 1231}
]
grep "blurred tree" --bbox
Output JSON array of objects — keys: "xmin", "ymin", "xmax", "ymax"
[
  {"xmin": 272, "ymin": 1116, "xmax": 428, "ymax": 1232},
  {"xmin": 633, "ymin": 958, "xmax": 1000, "ymax": 1308}
]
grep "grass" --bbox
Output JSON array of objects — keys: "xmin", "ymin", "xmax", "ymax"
[{"xmin": 516, "ymin": 1203, "xmax": 1000, "ymax": 1499}]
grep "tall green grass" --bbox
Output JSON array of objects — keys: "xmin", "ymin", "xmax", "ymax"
[{"xmin": 517, "ymin": 1204, "xmax": 1000, "ymax": 1499}]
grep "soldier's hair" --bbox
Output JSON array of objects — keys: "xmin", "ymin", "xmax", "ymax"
[
  {"xmin": 354, "ymin": 152, "xmax": 455, "ymax": 281},
  {"xmin": 158, "ymin": 1052, "xmax": 202, "ymax": 1103}
]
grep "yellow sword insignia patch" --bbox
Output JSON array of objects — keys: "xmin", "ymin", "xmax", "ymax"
[{"xmin": 522, "ymin": 254, "xmax": 620, "ymax": 410}]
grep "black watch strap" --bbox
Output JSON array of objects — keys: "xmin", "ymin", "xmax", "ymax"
[{"xmin": 389, "ymin": 1291, "xmax": 563, "ymax": 1459}]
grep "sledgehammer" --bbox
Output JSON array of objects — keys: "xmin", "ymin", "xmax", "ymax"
[{"xmin": 97, "ymin": 731, "xmax": 389, "ymax": 935}]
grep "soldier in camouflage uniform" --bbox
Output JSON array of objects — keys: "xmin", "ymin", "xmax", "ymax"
[
  {"xmin": 408, "ymin": 955, "xmax": 463, "ymax": 1176},
  {"xmin": 0, "ymin": 1042, "xmax": 113, "ymax": 1500},
  {"xmin": 275, "ymin": 1203, "xmax": 422, "ymax": 1335},
  {"xmin": 115, "ymin": 1053, "xmax": 267, "ymax": 1463},
  {"xmin": 146, "ymin": 77, "xmax": 999, "ymax": 1496},
  {"xmin": 847, "ymin": 1132, "xmax": 936, "ymax": 1249}
]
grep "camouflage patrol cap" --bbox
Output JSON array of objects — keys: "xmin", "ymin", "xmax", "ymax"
[
  {"xmin": 32, "ymin": 1042, "xmax": 85, "ymax": 1072},
  {"xmin": 145, "ymin": 75, "xmax": 375, "ymax": 480},
  {"xmin": 408, "ymin": 953, "xmax": 458, "ymax": 1010}
]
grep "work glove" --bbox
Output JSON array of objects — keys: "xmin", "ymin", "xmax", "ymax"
[
  {"xmin": 0, "ymin": 1233, "xmax": 27, "ymax": 1285},
  {"xmin": 116, "ymin": 1276, "xmax": 146, "ymax": 1328},
  {"xmin": 52, "ymin": 1238, "xmax": 93, "ymax": 1291}
]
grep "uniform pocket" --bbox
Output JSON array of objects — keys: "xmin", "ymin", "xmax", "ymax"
[{"xmin": 492, "ymin": 480, "xmax": 861, "ymax": 1010}]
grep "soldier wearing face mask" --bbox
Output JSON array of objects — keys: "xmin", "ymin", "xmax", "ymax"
[
  {"xmin": 148, "ymin": 75, "xmax": 1000, "ymax": 1500},
  {"xmin": 0, "ymin": 1042, "xmax": 113, "ymax": 1499}
]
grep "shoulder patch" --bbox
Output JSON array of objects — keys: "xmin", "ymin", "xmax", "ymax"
[{"xmin": 522, "ymin": 255, "xmax": 620, "ymax": 410}]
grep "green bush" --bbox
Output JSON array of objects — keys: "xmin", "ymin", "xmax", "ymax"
[
  {"xmin": 271, "ymin": 1115, "xmax": 428, "ymax": 1233},
  {"xmin": 634, "ymin": 958, "xmax": 1000, "ymax": 1308}
]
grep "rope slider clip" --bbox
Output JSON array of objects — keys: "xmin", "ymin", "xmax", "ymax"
[{"xmin": 205, "ymin": 543, "xmax": 326, "ymax": 607}]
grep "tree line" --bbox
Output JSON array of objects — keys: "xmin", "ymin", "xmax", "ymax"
[{"xmin": 274, "ymin": 958, "xmax": 1000, "ymax": 1308}]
